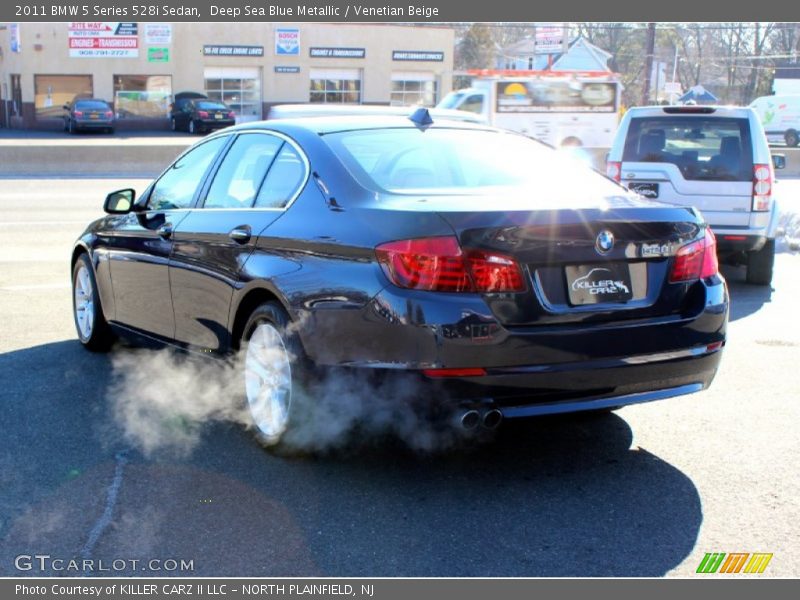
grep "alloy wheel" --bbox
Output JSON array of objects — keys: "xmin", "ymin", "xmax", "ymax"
[
  {"xmin": 73, "ymin": 263, "xmax": 95, "ymax": 340},
  {"xmin": 244, "ymin": 323, "xmax": 293, "ymax": 443}
]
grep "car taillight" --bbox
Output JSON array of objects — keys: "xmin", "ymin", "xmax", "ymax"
[
  {"xmin": 104, "ymin": 111, "xmax": 113, "ymax": 118},
  {"xmin": 197, "ymin": 110, "xmax": 209, "ymax": 118},
  {"xmin": 606, "ymin": 161, "xmax": 621, "ymax": 182},
  {"xmin": 375, "ymin": 236, "xmax": 526, "ymax": 293},
  {"xmin": 466, "ymin": 249, "xmax": 525, "ymax": 292},
  {"xmin": 74, "ymin": 110, "xmax": 83, "ymax": 117},
  {"xmin": 752, "ymin": 163, "xmax": 773, "ymax": 211},
  {"xmin": 227, "ymin": 111, "xmax": 236, "ymax": 119},
  {"xmin": 669, "ymin": 228, "xmax": 719, "ymax": 283}
]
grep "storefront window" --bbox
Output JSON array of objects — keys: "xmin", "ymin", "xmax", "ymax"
[
  {"xmin": 34, "ymin": 75, "xmax": 93, "ymax": 118},
  {"xmin": 204, "ymin": 67, "xmax": 262, "ymax": 122},
  {"xmin": 113, "ymin": 75, "xmax": 173, "ymax": 119},
  {"xmin": 309, "ymin": 69, "xmax": 362, "ymax": 104},
  {"xmin": 390, "ymin": 73, "xmax": 437, "ymax": 107}
]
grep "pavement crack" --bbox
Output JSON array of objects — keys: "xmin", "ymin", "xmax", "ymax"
[{"xmin": 80, "ymin": 450, "xmax": 128, "ymax": 559}]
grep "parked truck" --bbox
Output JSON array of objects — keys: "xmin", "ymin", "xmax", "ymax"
[{"xmin": 437, "ymin": 70, "xmax": 622, "ymax": 147}]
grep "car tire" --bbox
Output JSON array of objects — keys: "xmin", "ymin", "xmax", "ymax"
[
  {"xmin": 171, "ymin": 117, "xmax": 177, "ymax": 132},
  {"xmin": 746, "ymin": 239, "xmax": 775, "ymax": 286},
  {"xmin": 68, "ymin": 119, "xmax": 75, "ymax": 134},
  {"xmin": 72, "ymin": 253, "xmax": 115, "ymax": 352},
  {"xmin": 785, "ymin": 129, "xmax": 799, "ymax": 148},
  {"xmin": 241, "ymin": 302, "xmax": 311, "ymax": 453},
  {"xmin": 189, "ymin": 120, "xmax": 197, "ymax": 134}
]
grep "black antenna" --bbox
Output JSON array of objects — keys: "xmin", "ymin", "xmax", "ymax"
[{"xmin": 408, "ymin": 107, "xmax": 433, "ymax": 129}]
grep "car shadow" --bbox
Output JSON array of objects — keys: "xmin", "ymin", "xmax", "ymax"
[
  {"xmin": 721, "ymin": 263, "xmax": 773, "ymax": 322},
  {"xmin": 1, "ymin": 340, "xmax": 702, "ymax": 577}
]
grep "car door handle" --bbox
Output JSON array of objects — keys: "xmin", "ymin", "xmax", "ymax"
[
  {"xmin": 157, "ymin": 224, "xmax": 173, "ymax": 239},
  {"xmin": 229, "ymin": 226, "xmax": 252, "ymax": 243}
]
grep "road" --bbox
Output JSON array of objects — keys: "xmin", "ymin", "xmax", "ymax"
[{"xmin": 0, "ymin": 178, "xmax": 799, "ymax": 577}]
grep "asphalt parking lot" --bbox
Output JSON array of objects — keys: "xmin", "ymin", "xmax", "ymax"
[{"xmin": 0, "ymin": 177, "xmax": 799, "ymax": 577}]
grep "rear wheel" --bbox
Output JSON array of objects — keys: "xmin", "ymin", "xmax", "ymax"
[
  {"xmin": 188, "ymin": 120, "xmax": 197, "ymax": 134},
  {"xmin": 785, "ymin": 129, "xmax": 799, "ymax": 148},
  {"xmin": 72, "ymin": 254, "xmax": 114, "ymax": 351},
  {"xmin": 241, "ymin": 302, "xmax": 309, "ymax": 451},
  {"xmin": 746, "ymin": 239, "xmax": 775, "ymax": 286}
]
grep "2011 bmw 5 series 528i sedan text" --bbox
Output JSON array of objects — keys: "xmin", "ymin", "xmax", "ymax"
[{"xmin": 71, "ymin": 111, "xmax": 728, "ymax": 451}]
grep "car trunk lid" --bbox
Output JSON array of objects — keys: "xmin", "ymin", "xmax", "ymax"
[{"xmin": 434, "ymin": 201, "xmax": 704, "ymax": 327}]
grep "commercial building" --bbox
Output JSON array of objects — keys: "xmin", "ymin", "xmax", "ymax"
[{"xmin": 0, "ymin": 22, "xmax": 454, "ymax": 129}]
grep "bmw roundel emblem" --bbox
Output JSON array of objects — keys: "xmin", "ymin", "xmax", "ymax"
[{"xmin": 595, "ymin": 230, "xmax": 615, "ymax": 254}]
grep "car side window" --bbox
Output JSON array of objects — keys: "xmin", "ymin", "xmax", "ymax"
[
  {"xmin": 148, "ymin": 137, "xmax": 228, "ymax": 211},
  {"xmin": 254, "ymin": 144, "xmax": 307, "ymax": 209},
  {"xmin": 204, "ymin": 134, "xmax": 284, "ymax": 209},
  {"xmin": 460, "ymin": 95, "xmax": 484, "ymax": 114}
]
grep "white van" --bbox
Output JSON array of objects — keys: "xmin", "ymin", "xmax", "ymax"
[
  {"xmin": 606, "ymin": 105, "xmax": 785, "ymax": 285},
  {"xmin": 749, "ymin": 94, "xmax": 800, "ymax": 147}
]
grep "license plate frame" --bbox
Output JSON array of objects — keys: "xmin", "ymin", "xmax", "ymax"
[
  {"xmin": 565, "ymin": 263, "xmax": 634, "ymax": 305},
  {"xmin": 215, "ymin": 113, "xmax": 223, "ymax": 120},
  {"xmin": 628, "ymin": 181, "xmax": 659, "ymax": 199}
]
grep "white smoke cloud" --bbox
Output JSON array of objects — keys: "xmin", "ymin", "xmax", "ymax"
[{"xmin": 106, "ymin": 344, "xmax": 477, "ymax": 457}]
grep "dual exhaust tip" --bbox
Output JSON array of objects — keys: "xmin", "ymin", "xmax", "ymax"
[{"xmin": 460, "ymin": 408, "xmax": 503, "ymax": 431}]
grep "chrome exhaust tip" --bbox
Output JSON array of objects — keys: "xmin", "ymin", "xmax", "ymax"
[
  {"xmin": 460, "ymin": 409, "xmax": 481, "ymax": 430},
  {"xmin": 482, "ymin": 409, "xmax": 503, "ymax": 430}
]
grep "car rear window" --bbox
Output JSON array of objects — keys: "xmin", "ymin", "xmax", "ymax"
[
  {"xmin": 75, "ymin": 101, "xmax": 109, "ymax": 110},
  {"xmin": 623, "ymin": 117, "xmax": 753, "ymax": 181},
  {"xmin": 196, "ymin": 101, "xmax": 227, "ymax": 110},
  {"xmin": 322, "ymin": 127, "xmax": 622, "ymax": 195}
]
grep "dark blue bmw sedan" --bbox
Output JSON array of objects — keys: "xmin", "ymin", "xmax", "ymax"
[{"xmin": 71, "ymin": 111, "xmax": 728, "ymax": 451}]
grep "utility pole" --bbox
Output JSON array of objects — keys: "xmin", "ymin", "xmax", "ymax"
[{"xmin": 642, "ymin": 22, "xmax": 656, "ymax": 105}]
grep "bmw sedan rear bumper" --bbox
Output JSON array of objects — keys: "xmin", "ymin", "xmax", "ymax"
[
  {"xmin": 299, "ymin": 275, "xmax": 727, "ymax": 417},
  {"xmin": 421, "ymin": 345, "xmax": 722, "ymax": 417}
]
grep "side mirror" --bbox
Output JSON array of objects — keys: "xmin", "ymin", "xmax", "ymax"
[
  {"xmin": 104, "ymin": 188, "xmax": 135, "ymax": 214},
  {"xmin": 772, "ymin": 154, "xmax": 786, "ymax": 170}
]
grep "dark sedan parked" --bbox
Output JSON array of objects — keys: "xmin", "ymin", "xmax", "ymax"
[
  {"xmin": 71, "ymin": 112, "xmax": 728, "ymax": 451},
  {"xmin": 171, "ymin": 99, "xmax": 236, "ymax": 134},
  {"xmin": 64, "ymin": 99, "xmax": 115, "ymax": 134}
]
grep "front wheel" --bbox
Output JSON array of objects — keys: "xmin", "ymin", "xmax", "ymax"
[
  {"xmin": 72, "ymin": 254, "xmax": 114, "ymax": 351},
  {"xmin": 188, "ymin": 119, "xmax": 197, "ymax": 134},
  {"xmin": 746, "ymin": 239, "xmax": 775, "ymax": 286},
  {"xmin": 241, "ymin": 302, "xmax": 309, "ymax": 451},
  {"xmin": 785, "ymin": 129, "xmax": 799, "ymax": 148}
]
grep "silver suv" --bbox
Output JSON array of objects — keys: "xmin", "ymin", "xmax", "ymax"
[{"xmin": 607, "ymin": 105, "xmax": 785, "ymax": 285}]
